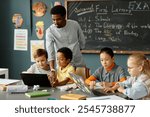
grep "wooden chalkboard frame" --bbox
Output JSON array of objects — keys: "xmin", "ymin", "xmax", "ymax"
[{"xmin": 65, "ymin": 0, "xmax": 150, "ymax": 54}]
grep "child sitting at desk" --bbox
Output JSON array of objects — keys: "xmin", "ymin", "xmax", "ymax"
[
  {"xmin": 27, "ymin": 48, "xmax": 50, "ymax": 74},
  {"xmin": 49, "ymin": 47, "xmax": 75, "ymax": 86},
  {"xmin": 85, "ymin": 47, "xmax": 126, "ymax": 92},
  {"xmin": 116, "ymin": 54, "xmax": 150, "ymax": 100}
]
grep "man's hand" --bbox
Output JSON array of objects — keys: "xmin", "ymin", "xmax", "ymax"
[{"xmin": 48, "ymin": 71, "xmax": 57, "ymax": 87}]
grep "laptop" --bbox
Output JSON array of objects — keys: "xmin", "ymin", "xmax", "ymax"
[
  {"xmin": 20, "ymin": 73, "xmax": 51, "ymax": 87},
  {"xmin": 69, "ymin": 72, "xmax": 111, "ymax": 96}
]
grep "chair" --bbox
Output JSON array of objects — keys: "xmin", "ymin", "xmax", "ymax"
[{"xmin": 75, "ymin": 67, "xmax": 91, "ymax": 80}]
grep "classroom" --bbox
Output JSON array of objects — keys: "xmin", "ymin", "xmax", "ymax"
[
  {"xmin": 0, "ymin": 0, "xmax": 150, "ymax": 100},
  {"xmin": 0, "ymin": 0, "xmax": 150, "ymax": 79}
]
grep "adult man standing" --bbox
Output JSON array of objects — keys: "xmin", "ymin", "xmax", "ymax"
[{"xmin": 46, "ymin": 5, "xmax": 86, "ymax": 72}]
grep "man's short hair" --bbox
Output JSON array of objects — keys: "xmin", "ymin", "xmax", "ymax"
[{"xmin": 50, "ymin": 5, "xmax": 66, "ymax": 17}]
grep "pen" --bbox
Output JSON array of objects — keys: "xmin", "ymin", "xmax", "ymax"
[
  {"xmin": 47, "ymin": 97, "xmax": 57, "ymax": 100},
  {"xmin": 10, "ymin": 92, "xmax": 25, "ymax": 94},
  {"xmin": 65, "ymin": 87, "xmax": 73, "ymax": 91}
]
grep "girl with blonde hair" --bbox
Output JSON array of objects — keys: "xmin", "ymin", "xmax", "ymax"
[{"xmin": 117, "ymin": 53, "xmax": 150, "ymax": 99}]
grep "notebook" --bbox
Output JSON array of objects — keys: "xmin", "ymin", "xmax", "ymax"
[
  {"xmin": 20, "ymin": 73, "xmax": 51, "ymax": 87},
  {"xmin": 25, "ymin": 91, "xmax": 50, "ymax": 98},
  {"xmin": 60, "ymin": 93, "xmax": 86, "ymax": 100},
  {"xmin": 69, "ymin": 72, "xmax": 111, "ymax": 96}
]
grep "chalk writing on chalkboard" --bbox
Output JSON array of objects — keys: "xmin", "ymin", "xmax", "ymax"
[{"xmin": 65, "ymin": 0, "xmax": 150, "ymax": 54}]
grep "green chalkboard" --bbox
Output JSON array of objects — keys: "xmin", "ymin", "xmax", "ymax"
[{"xmin": 65, "ymin": 0, "xmax": 150, "ymax": 54}]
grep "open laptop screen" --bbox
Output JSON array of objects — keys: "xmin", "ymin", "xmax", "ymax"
[
  {"xmin": 20, "ymin": 73, "xmax": 51, "ymax": 87},
  {"xmin": 69, "ymin": 72, "xmax": 109, "ymax": 96},
  {"xmin": 69, "ymin": 72, "xmax": 93, "ymax": 94}
]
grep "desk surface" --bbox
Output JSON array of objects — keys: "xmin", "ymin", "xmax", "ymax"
[
  {"xmin": 0, "ymin": 68, "xmax": 8, "ymax": 71},
  {"xmin": 0, "ymin": 88, "xmax": 91, "ymax": 100},
  {"xmin": 0, "ymin": 87, "xmax": 127, "ymax": 100}
]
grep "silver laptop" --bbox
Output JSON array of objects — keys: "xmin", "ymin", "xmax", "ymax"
[{"xmin": 69, "ymin": 72, "xmax": 109, "ymax": 96}]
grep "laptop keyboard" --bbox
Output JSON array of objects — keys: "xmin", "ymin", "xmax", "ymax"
[{"xmin": 92, "ymin": 89, "xmax": 114, "ymax": 96}]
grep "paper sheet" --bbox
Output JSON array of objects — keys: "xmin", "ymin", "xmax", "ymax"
[
  {"xmin": 0, "ymin": 79, "xmax": 21, "ymax": 85},
  {"xmin": 86, "ymin": 95, "xmax": 126, "ymax": 100}
]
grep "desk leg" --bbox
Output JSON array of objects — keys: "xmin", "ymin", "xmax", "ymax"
[{"xmin": 5, "ymin": 70, "xmax": 9, "ymax": 79}]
